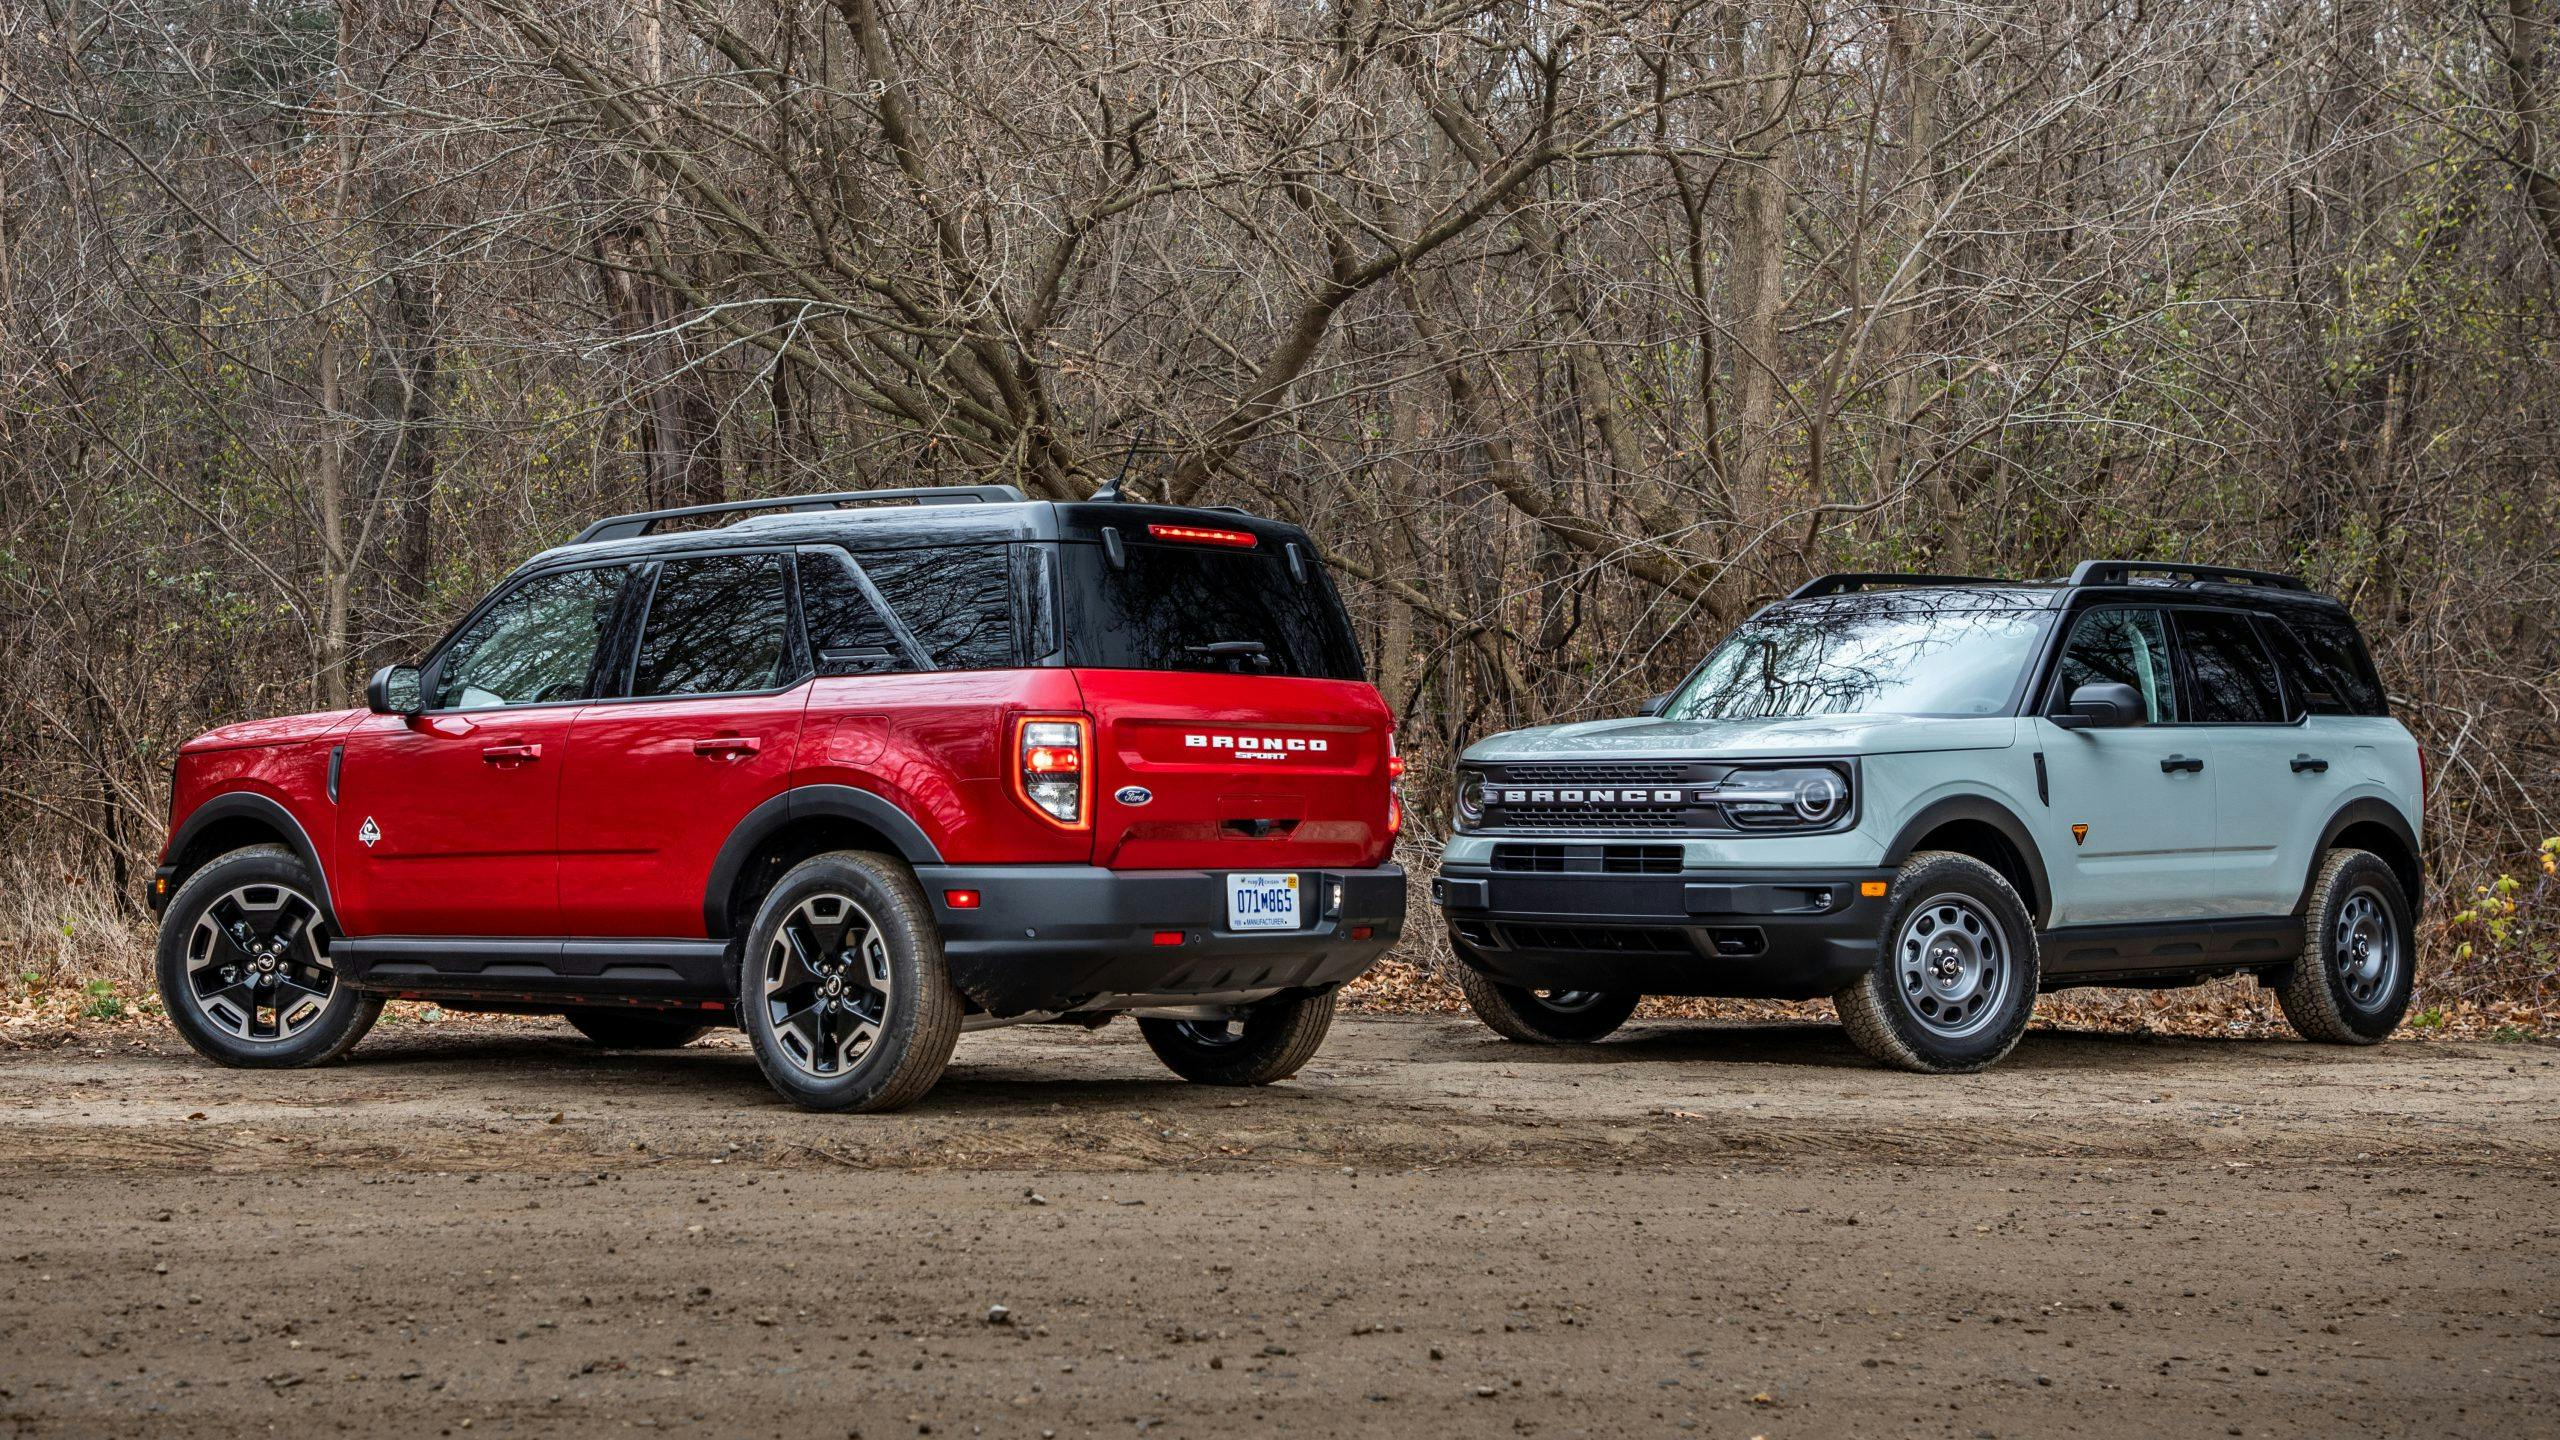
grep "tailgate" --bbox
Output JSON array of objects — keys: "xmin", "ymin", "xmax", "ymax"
[{"xmin": 1075, "ymin": 669, "xmax": 1394, "ymax": 870}]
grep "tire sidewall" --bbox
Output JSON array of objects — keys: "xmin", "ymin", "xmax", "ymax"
[
  {"xmin": 1446, "ymin": 923, "xmax": 1639, "ymax": 1043},
  {"xmin": 155, "ymin": 846, "xmax": 378, "ymax": 1069},
  {"xmin": 2309, "ymin": 853, "xmax": 2416, "ymax": 1040},
  {"xmin": 1860, "ymin": 854, "xmax": 2040, "ymax": 1070},
  {"xmin": 739, "ymin": 852, "xmax": 948, "ymax": 1110}
]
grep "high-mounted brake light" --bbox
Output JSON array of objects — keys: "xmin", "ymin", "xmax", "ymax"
[
  {"xmin": 1147, "ymin": 523, "xmax": 1257, "ymax": 549},
  {"xmin": 1013, "ymin": 715, "xmax": 1091, "ymax": 829}
]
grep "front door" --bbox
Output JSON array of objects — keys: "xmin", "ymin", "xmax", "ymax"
[
  {"xmin": 556, "ymin": 553, "xmax": 809, "ymax": 937},
  {"xmin": 2031, "ymin": 606, "xmax": 2221, "ymax": 926},
  {"xmin": 332, "ymin": 565, "xmax": 635, "ymax": 937}
]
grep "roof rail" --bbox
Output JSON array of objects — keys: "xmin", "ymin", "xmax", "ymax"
[
  {"xmin": 2067, "ymin": 560, "xmax": 2308, "ymax": 591},
  {"xmin": 1787, "ymin": 572, "xmax": 2021, "ymax": 600},
  {"xmin": 571, "ymin": 485, "xmax": 1028, "ymax": 546}
]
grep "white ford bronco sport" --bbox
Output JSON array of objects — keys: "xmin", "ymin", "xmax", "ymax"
[{"xmin": 1435, "ymin": 562, "xmax": 2423, "ymax": 1072}]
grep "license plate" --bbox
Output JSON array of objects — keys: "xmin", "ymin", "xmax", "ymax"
[{"xmin": 1225, "ymin": 872, "xmax": 1301, "ymax": 930}]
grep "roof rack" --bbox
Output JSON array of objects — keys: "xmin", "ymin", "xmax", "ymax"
[
  {"xmin": 571, "ymin": 485, "xmax": 1028, "ymax": 546},
  {"xmin": 1787, "ymin": 572, "xmax": 2022, "ymax": 600},
  {"xmin": 2067, "ymin": 560, "xmax": 2308, "ymax": 591}
]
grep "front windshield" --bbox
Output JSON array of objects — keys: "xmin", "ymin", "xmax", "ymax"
[{"xmin": 1666, "ymin": 597, "xmax": 2051, "ymax": 720}]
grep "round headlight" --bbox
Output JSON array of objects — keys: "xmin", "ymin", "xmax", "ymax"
[
  {"xmin": 1455, "ymin": 773, "xmax": 1488, "ymax": 825},
  {"xmin": 1792, "ymin": 769, "xmax": 1845, "ymax": 822}
]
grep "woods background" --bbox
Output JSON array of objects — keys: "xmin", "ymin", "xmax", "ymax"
[{"xmin": 3, "ymin": 0, "xmax": 2554, "ymax": 1013}]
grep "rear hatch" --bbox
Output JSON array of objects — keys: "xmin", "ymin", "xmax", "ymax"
[{"xmin": 1054, "ymin": 522, "xmax": 1396, "ymax": 871}]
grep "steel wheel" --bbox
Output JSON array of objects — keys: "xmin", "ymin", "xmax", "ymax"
[
  {"xmin": 182, "ymin": 882, "xmax": 336, "ymax": 1043},
  {"xmin": 1893, "ymin": 893, "xmax": 2012, "ymax": 1041},
  {"xmin": 1530, "ymin": 989, "xmax": 1606, "ymax": 1013},
  {"xmin": 761, "ymin": 891, "xmax": 892, "ymax": 1079},
  {"xmin": 2331, "ymin": 885, "xmax": 2403, "ymax": 1012}
]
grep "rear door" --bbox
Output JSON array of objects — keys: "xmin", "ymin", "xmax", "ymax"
[
  {"xmin": 1055, "ymin": 531, "xmax": 1396, "ymax": 872},
  {"xmin": 555, "ymin": 552, "xmax": 809, "ymax": 937},
  {"xmin": 2173, "ymin": 608, "xmax": 2314, "ymax": 918}
]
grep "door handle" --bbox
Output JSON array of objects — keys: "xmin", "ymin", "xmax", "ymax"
[
  {"xmin": 2160, "ymin": 754, "xmax": 2204, "ymax": 774},
  {"xmin": 2291, "ymin": 754, "xmax": 2329, "ymax": 773},
  {"xmin": 481, "ymin": 743, "xmax": 542, "ymax": 765},
  {"xmin": 689, "ymin": 736, "xmax": 763, "ymax": 758}
]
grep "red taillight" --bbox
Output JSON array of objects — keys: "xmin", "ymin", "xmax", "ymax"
[
  {"xmin": 1012, "ymin": 715, "xmax": 1091, "ymax": 830},
  {"xmin": 1147, "ymin": 523, "xmax": 1257, "ymax": 549},
  {"xmin": 1386, "ymin": 790, "xmax": 1403, "ymax": 837},
  {"xmin": 1152, "ymin": 930, "xmax": 1185, "ymax": 947},
  {"xmin": 1386, "ymin": 731, "xmax": 1405, "ymax": 780},
  {"xmin": 944, "ymin": 889, "xmax": 981, "ymax": 910}
]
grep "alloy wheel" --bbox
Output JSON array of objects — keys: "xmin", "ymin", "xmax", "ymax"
[
  {"xmin": 762, "ymin": 892, "xmax": 893, "ymax": 1078},
  {"xmin": 183, "ymin": 883, "xmax": 336, "ymax": 1043}
]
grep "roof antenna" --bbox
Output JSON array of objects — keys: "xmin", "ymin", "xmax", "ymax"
[{"xmin": 1090, "ymin": 423, "xmax": 1147, "ymax": 503}]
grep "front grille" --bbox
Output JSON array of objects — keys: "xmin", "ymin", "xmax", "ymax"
[
  {"xmin": 1493, "ymin": 761, "xmax": 1688, "ymax": 786},
  {"xmin": 1494, "ymin": 805, "xmax": 1691, "ymax": 834},
  {"xmin": 1496, "ymin": 923, "xmax": 1694, "ymax": 956},
  {"xmin": 1491, "ymin": 843, "xmax": 1682, "ymax": 874}
]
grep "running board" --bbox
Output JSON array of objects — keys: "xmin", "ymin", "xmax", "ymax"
[{"xmin": 334, "ymin": 936, "xmax": 731, "ymax": 1002}]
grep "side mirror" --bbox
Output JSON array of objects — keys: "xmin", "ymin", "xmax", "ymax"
[
  {"xmin": 2052, "ymin": 680, "xmax": 2144, "ymax": 730},
  {"xmin": 366, "ymin": 664, "xmax": 423, "ymax": 717},
  {"xmin": 1637, "ymin": 692, "xmax": 1670, "ymax": 717}
]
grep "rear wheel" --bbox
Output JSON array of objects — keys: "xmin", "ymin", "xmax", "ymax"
[
  {"xmin": 2275, "ymin": 849, "xmax": 2414, "ymax": 1044},
  {"xmin": 1137, "ymin": 990, "xmax": 1337, "ymax": 1086},
  {"xmin": 155, "ymin": 845, "xmax": 381, "ymax": 1069},
  {"xmin": 1451, "ymin": 939, "xmax": 1640, "ymax": 1043},
  {"xmin": 563, "ymin": 1009, "xmax": 707, "ymax": 1050},
  {"xmin": 1835, "ymin": 851, "xmax": 2039, "ymax": 1074},
  {"xmin": 738, "ymin": 851, "xmax": 962, "ymax": 1113}
]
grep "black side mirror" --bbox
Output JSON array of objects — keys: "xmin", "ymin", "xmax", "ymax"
[
  {"xmin": 1637, "ymin": 692, "xmax": 1670, "ymax": 717},
  {"xmin": 366, "ymin": 664, "xmax": 423, "ymax": 717},
  {"xmin": 2052, "ymin": 680, "xmax": 2144, "ymax": 730}
]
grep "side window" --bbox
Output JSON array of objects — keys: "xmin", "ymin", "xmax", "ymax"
[
  {"xmin": 2265, "ymin": 616, "xmax": 2386, "ymax": 717},
  {"xmin": 433, "ymin": 566, "xmax": 628, "ymax": 710},
  {"xmin": 2177, "ymin": 611, "xmax": 2284, "ymax": 724},
  {"xmin": 856, "ymin": 544, "xmax": 1019, "ymax": 670},
  {"xmin": 798, "ymin": 550, "xmax": 916, "ymax": 677},
  {"xmin": 632, "ymin": 554, "xmax": 795, "ymax": 697},
  {"xmin": 2052, "ymin": 607, "xmax": 2175, "ymax": 723}
]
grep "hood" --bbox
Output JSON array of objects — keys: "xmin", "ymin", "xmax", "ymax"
[
  {"xmin": 180, "ymin": 708, "xmax": 366, "ymax": 755},
  {"xmin": 1462, "ymin": 713, "xmax": 2019, "ymax": 763}
]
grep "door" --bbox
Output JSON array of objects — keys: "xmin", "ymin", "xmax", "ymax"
[
  {"xmin": 332, "ymin": 565, "xmax": 634, "ymax": 937},
  {"xmin": 2174, "ymin": 609, "xmax": 2321, "ymax": 918},
  {"xmin": 556, "ymin": 553, "xmax": 809, "ymax": 937},
  {"xmin": 2031, "ymin": 606, "xmax": 2221, "ymax": 926}
]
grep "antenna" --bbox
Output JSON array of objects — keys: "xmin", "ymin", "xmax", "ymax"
[{"xmin": 1090, "ymin": 423, "xmax": 1148, "ymax": 503}]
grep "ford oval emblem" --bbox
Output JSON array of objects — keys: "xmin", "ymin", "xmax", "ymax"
[{"xmin": 1114, "ymin": 785, "xmax": 1153, "ymax": 807}]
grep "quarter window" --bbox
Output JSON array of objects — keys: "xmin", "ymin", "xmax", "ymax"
[
  {"xmin": 2052, "ymin": 608, "xmax": 2175, "ymax": 723},
  {"xmin": 632, "ymin": 554, "xmax": 794, "ymax": 697},
  {"xmin": 433, "ymin": 566, "xmax": 629, "ymax": 710},
  {"xmin": 799, "ymin": 550, "xmax": 916, "ymax": 676},
  {"xmin": 2264, "ymin": 616, "xmax": 2386, "ymax": 717},
  {"xmin": 856, "ymin": 544, "xmax": 1018, "ymax": 670},
  {"xmin": 2177, "ymin": 611, "xmax": 2284, "ymax": 724}
]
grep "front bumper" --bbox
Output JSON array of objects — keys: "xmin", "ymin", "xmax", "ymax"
[
  {"xmin": 918, "ymin": 863, "xmax": 1406, "ymax": 1018},
  {"xmin": 1434, "ymin": 858, "xmax": 1893, "ymax": 1000}
]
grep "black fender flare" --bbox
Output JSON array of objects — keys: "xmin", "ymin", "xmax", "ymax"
[
  {"xmin": 164, "ymin": 792, "xmax": 338, "ymax": 923},
  {"xmin": 1882, "ymin": 794, "xmax": 2052, "ymax": 924},
  {"xmin": 701, "ymin": 785, "xmax": 945, "ymax": 938},
  {"xmin": 2299, "ymin": 797, "xmax": 2424, "ymax": 912}
]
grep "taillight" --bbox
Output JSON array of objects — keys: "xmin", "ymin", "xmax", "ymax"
[
  {"xmin": 1013, "ymin": 715, "xmax": 1090, "ymax": 830},
  {"xmin": 1146, "ymin": 522, "xmax": 1257, "ymax": 549},
  {"xmin": 1386, "ymin": 731, "xmax": 1405, "ymax": 780},
  {"xmin": 1385, "ymin": 729, "xmax": 1405, "ymax": 836},
  {"xmin": 1387, "ymin": 790, "xmax": 1403, "ymax": 837}
]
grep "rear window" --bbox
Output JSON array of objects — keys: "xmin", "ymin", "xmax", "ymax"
[
  {"xmin": 2263, "ymin": 614, "xmax": 2387, "ymax": 717},
  {"xmin": 1059, "ymin": 540, "xmax": 1364, "ymax": 681}
]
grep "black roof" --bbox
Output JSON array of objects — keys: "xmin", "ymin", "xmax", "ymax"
[{"xmin": 1781, "ymin": 561, "xmax": 2351, "ymax": 616}]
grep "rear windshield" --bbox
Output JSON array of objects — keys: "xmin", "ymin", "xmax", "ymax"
[{"xmin": 1058, "ymin": 540, "xmax": 1364, "ymax": 681}]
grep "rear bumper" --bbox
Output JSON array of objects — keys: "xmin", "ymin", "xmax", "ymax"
[
  {"xmin": 1433, "ymin": 862, "xmax": 1893, "ymax": 1001},
  {"xmin": 918, "ymin": 863, "xmax": 1406, "ymax": 1017}
]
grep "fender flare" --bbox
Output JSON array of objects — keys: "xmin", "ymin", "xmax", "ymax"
[
  {"xmin": 2299, "ymin": 797, "xmax": 2424, "ymax": 912},
  {"xmin": 165, "ymin": 792, "xmax": 338, "ymax": 922},
  {"xmin": 1882, "ymin": 794, "xmax": 2052, "ymax": 924},
  {"xmin": 701, "ymin": 785, "xmax": 945, "ymax": 938}
]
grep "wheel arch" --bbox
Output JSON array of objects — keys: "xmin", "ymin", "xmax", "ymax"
[
  {"xmin": 2303, "ymin": 798, "xmax": 2423, "ymax": 914},
  {"xmin": 702, "ymin": 786, "xmax": 944, "ymax": 943},
  {"xmin": 164, "ymin": 793, "xmax": 336, "ymax": 922},
  {"xmin": 1882, "ymin": 795, "xmax": 2052, "ymax": 925}
]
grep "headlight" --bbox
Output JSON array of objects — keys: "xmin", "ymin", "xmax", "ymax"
[
  {"xmin": 1716, "ymin": 765, "xmax": 1852, "ymax": 831},
  {"xmin": 1452, "ymin": 770, "xmax": 1488, "ymax": 832}
]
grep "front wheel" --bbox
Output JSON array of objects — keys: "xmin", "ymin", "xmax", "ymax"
[
  {"xmin": 738, "ymin": 851, "xmax": 963, "ymax": 1112},
  {"xmin": 2274, "ymin": 849, "xmax": 2415, "ymax": 1044},
  {"xmin": 154, "ymin": 844, "xmax": 381, "ymax": 1069},
  {"xmin": 1835, "ymin": 851, "xmax": 2039, "ymax": 1074},
  {"xmin": 563, "ymin": 1009, "xmax": 707, "ymax": 1050},
  {"xmin": 1137, "ymin": 990, "xmax": 1337, "ymax": 1086}
]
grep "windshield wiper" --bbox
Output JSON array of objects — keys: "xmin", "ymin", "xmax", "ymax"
[{"xmin": 1183, "ymin": 639, "xmax": 1272, "ymax": 672}]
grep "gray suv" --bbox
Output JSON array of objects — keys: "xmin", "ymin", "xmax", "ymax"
[{"xmin": 1435, "ymin": 562, "xmax": 2423, "ymax": 1073}]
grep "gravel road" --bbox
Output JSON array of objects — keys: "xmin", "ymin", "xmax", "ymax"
[{"xmin": 3, "ymin": 1014, "xmax": 2554, "ymax": 1437}]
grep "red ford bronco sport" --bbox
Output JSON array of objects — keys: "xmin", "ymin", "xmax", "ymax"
[{"xmin": 147, "ymin": 486, "xmax": 1406, "ymax": 1111}]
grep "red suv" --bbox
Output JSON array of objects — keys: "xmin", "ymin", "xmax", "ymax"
[{"xmin": 147, "ymin": 486, "xmax": 1406, "ymax": 1111}]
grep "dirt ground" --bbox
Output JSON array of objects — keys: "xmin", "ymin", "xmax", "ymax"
[{"xmin": 1, "ymin": 1014, "xmax": 2554, "ymax": 1438}]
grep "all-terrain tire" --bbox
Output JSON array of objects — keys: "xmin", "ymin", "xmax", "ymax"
[
  {"xmin": 155, "ymin": 844, "xmax": 382, "ymax": 1069},
  {"xmin": 738, "ymin": 851, "xmax": 963, "ymax": 1113},
  {"xmin": 1835, "ymin": 851, "xmax": 2040, "ymax": 1074},
  {"xmin": 1451, "ymin": 946, "xmax": 1641, "ymax": 1044},
  {"xmin": 2274, "ymin": 848, "xmax": 2415, "ymax": 1045},
  {"xmin": 563, "ymin": 1009, "xmax": 708, "ymax": 1049},
  {"xmin": 1137, "ymin": 989, "xmax": 1338, "ymax": 1086}
]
